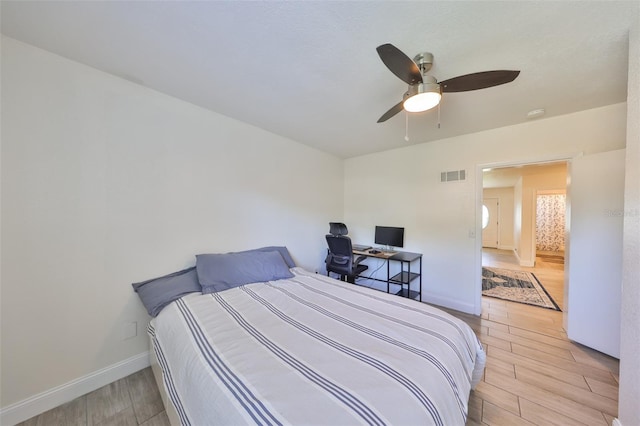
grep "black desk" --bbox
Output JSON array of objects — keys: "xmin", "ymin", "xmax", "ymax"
[{"xmin": 352, "ymin": 248, "xmax": 423, "ymax": 300}]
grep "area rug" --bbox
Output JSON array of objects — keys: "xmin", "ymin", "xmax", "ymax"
[{"xmin": 482, "ymin": 267, "xmax": 561, "ymax": 311}]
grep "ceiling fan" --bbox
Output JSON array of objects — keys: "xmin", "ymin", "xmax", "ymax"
[{"xmin": 376, "ymin": 43, "xmax": 520, "ymax": 123}]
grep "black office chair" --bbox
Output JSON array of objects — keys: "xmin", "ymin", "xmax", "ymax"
[{"xmin": 325, "ymin": 222, "xmax": 368, "ymax": 284}]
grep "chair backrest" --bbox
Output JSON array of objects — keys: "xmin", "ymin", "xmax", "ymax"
[
  {"xmin": 326, "ymin": 234, "xmax": 353, "ymax": 257},
  {"xmin": 329, "ymin": 222, "xmax": 348, "ymax": 236},
  {"xmin": 325, "ymin": 234, "xmax": 354, "ymax": 273}
]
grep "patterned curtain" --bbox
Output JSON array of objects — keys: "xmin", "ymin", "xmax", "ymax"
[{"xmin": 536, "ymin": 194, "xmax": 566, "ymax": 252}]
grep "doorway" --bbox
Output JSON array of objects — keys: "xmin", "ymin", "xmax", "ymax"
[
  {"xmin": 478, "ymin": 151, "xmax": 625, "ymax": 358},
  {"xmin": 535, "ymin": 191, "xmax": 566, "ymax": 262},
  {"xmin": 479, "ymin": 161, "xmax": 568, "ymax": 313}
]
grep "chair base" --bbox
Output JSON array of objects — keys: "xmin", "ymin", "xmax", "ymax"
[{"xmin": 327, "ymin": 271, "xmax": 361, "ymax": 284}]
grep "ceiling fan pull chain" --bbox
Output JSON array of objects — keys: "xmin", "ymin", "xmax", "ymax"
[
  {"xmin": 404, "ymin": 111, "xmax": 410, "ymax": 141},
  {"xmin": 437, "ymin": 102, "xmax": 441, "ymax": 129}
]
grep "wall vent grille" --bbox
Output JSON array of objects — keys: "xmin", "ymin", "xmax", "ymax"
[{"xmin": 440, "ymin": 169, "xmax": 466, "ymax": 182}]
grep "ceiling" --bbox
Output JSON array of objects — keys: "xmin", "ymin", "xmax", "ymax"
[{"xmin": 1, "ymin": 1, "xmax": 637, "ymax": 158}]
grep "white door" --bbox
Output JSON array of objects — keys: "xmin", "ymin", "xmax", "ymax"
[
  {"xmin": 482, "ymin": 198, "xmax": 499, "ymax": 248},
  {"xmin": 567, "ymin": 149, "xmax": 625, "ymax": 358}
]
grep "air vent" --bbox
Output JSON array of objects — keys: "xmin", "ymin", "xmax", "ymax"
[{"xmin": 440, "ymin": 169, "xmax": 466, "ymax": 183}]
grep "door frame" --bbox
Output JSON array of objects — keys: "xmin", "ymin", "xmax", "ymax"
[{"xmin": 474, "ymin": 153, "xmax": 577, "ymax": 316}]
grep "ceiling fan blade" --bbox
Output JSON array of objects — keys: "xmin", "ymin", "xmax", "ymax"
[
  {"xmin": 377, "ymin": 101, "xmax": 404, "ymax": 123},
  {"xmin": 376, "ymin": 44, "xmax": 423, "ymax": 85},
  {"xmin": 440, "ymin": 70, "xmax": 520, "ymax": 92}
]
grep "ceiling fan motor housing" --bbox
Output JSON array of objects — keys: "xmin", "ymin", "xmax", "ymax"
[
  {"xmin": 406, "ymin": 75, "xmax": 439, "ymax": 95},
  {"xmin": 413, "ymin": 52, "xmax": 434, "ymax": 73}
]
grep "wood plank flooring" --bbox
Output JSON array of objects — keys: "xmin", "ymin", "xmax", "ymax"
[
  {"xmin": 450, "ymin": 248, "xmax": 619, "ymax": 425},
  {"xmin": 19, "ymin": 248, "xmax": 619, "ymax": 426},
  {"xmin": 17, "ymin": 367, "xmax": 169, "ymax": 426}
]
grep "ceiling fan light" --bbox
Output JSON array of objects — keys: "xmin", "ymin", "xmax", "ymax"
[{"xmin": 403, "ymin": 82, "xmax": 441, "ymax": 112}]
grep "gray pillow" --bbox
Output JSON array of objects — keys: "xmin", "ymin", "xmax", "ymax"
[
  {"xmin": 240, "ymin": 246, "xmax": 296, "ymax": 268},
  {"xmin": 197, "ymin": 250, "xmax": 294, "ymax": 294},
  {"xmin": 132, "ymin": 267, "xmax": 201, "ymax": 317}
]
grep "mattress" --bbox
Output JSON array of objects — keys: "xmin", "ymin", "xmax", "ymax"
[{"xmin": 149, "ymin": 267, "xmax": 485, "ymax": 425}]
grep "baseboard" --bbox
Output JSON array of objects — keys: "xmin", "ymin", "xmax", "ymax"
[
  {"xmin": 353, "ymin": 276, "xmax": 476, "ymax": 314},
  {"xmin": 0, "ymin": 352, "xmax": 150, "ymax": 426},
  {"xmin": 423, "ymin": 293, "xmax": 476, "ymax": 315},
  {"xmin": 497, "ymin": 245, "xmax": 514, "ymax": 250},
  {"xmin": 512, "ymin": 249, "xmax": 535, "ymax": 267}
]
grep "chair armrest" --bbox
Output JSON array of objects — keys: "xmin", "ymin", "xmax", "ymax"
[{"xmin": 354, "ymin": 255, "xmax": 367, "ymax": 265}]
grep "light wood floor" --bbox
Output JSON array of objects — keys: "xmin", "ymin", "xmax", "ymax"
[
  {"xmin": 17, "ymin": 367, "xmax": 170, "ymax": 426},
  {"xmin": 20, "ymin": 249, "xmax": 618, "ymax": 426},
  {"xmin": 448, "ymin": 248, "xmax": 619, "ymax": 425}
]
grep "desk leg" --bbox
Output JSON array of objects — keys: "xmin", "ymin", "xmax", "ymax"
[
  {"xmin": 419, "ymin": 257, "xmax": 422, "ymax": 301},
  {"xmin": 386, "ymin": 260, "xmax": 390, "ymax": 294},
  {"xmin": 407, "ymin": 261, "xmax": 411, "ymax": 298}
]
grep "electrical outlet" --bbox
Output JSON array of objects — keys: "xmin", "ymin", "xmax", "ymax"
[{"xmin": 123, "ymin": 321, "xmax": 137, "ymax": 340}]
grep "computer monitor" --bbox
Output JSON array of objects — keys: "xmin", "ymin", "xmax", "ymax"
[{"xmin": 374, "ymin": 226, "xmax": 404, "ymax": 248}]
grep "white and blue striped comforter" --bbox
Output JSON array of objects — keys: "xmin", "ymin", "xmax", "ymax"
[{"xmin": 150, "ymin": 267, "xmax": 485, "ymax": 426}]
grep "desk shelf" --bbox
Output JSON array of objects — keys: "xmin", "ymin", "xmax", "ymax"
[
  {"xmin": 395, "ymin": 289, "xmax": 421, "ymax": 299},
  {"xmin": 353, "ymin": 249, "xmax": 422, "ymax": 301},
  {"xmin": 390, "ymin": 270, "xmax": 421, "ymax": 300},
  {"xmin": 390, "ymin": 271, "xmax": 420, "ymax": 284}
]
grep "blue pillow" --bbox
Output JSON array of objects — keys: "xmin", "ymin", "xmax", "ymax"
[
  {"xmin": 132, "ymin": 267, "xmax": 201, "ymax": 317},
  {"xmin": 197, "ymin": 250, "xmax": 294, "ymax": 294},
  {"xmin": 240, "ymin": 246, "xmax": 296, "ymax": 268}
]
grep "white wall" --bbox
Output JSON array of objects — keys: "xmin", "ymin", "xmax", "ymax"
[
  {"xmin": 0, "ymin": 36, "xmax": 343, "ymax": 410},
  {"xmin": 344, "ymin": 103, "xmax": 627, "ymax": 314},
  {"xmin": 514, "ymin": 177, "xmax": 523, "ymax": 262},
  {"xmin": 618, "ymin": 13, "xmax": 640, "ymax": 425}
]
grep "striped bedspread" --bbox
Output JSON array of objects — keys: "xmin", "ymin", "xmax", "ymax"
[{"xmin": 150, "ymin": 267, "xmax": 485, "ymax": 425}]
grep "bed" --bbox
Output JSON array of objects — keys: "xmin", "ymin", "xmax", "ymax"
[{"xmin": 138, "ymin": 251, "xmax": 485, "ymax": 426}]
